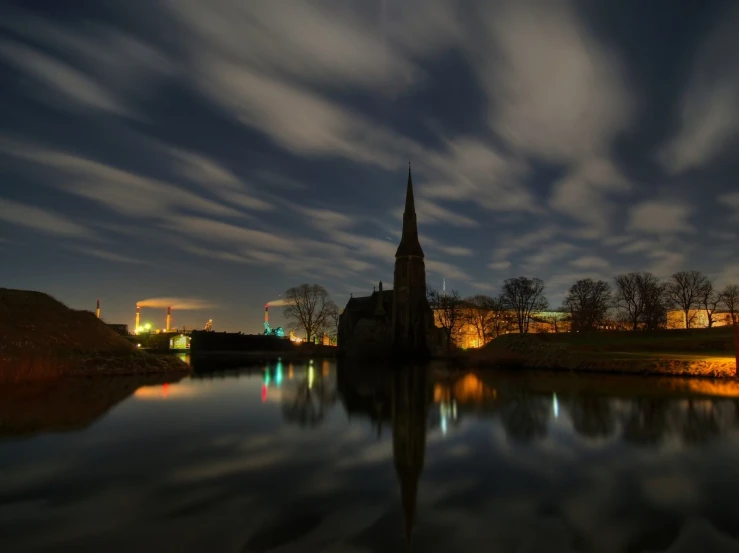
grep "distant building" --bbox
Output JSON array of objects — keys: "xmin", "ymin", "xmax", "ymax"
[
  {"xmin": 338, "ymin": 167, "xmax": 441, "ymax": 358},
  {"xmin": 666, "ymin": 309, "xmax": 734, "ymax": 329}
]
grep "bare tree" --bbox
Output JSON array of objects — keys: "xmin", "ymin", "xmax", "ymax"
[
  {"xmin": 466, "ymin": 295, "xmax": 513, "ymax": 344},
  {"xmin": 699, "ymin": 281, "xmax": 721, "ymax": 328},
  {"xmin": 721, "ymin": 284, "xmax": 739, "ymax": 325},
  {"xmin": 666, "ymin": 270, "xmax": 710, "ymax": 328},
  {"xmin": 641, "ymin": 277, "xmax": 669, "ymax": 331},
  {"xmin": 614, "ymin": 272, "xmax": 667, "ymax": 330},
  {"xmin": 428, "ymin": 289, "xmax": 465, "ymax": 351},
  {"xmin": 501, "ymin": 277, "xmax": 548, "ymax": 334},
  {"xmin": 614, "ymin": 273, "xmax": 645, "ymax": 331},
  {"xmin": 283, "ymin": 284, "xmax": 338, "ymax": 342},
  {"xmin": 563, "ymin": 278, "xmax": 612, "ymax": 331}
]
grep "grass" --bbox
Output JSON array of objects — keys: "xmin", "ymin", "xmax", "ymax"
[
  {"xmin": 472, "ymin": 326, "xmax": 738, "ymax": 378},
  {"xmin": 0, "ymin": 288, "xmax": 190, "ymax": 382}
]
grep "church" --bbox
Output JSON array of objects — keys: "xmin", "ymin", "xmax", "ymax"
[{"xmin": 337, "ymin": 166, "xmax": 440, "ymax": 359}]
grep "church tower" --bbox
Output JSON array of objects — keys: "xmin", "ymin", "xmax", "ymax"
[{"xmin": 392, "ymin": 165, "xmax": 431, "ymax": 357}]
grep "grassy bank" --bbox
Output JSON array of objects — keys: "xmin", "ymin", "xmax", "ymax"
[
  {"xmin": 471, "ymin": 327, "xmax": 738, "ymax": 378},
  {"xmin": 0, "ymin": 289, "xmax": 190, "ymax": 382}
]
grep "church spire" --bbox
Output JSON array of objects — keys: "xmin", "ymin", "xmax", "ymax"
[{"xmin": 395, "ymin": 164, "xmax": 424, "ymax": 258}]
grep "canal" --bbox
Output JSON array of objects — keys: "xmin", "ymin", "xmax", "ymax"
[{"xmin": 1, "ymin": 360, "xmax": 738, "ymax": 552}]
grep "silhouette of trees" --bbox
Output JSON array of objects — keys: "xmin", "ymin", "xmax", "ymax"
[
  {"xmin": 284, "ymin": 284, "xmax": 338, "ymax": 342},
  {"xmin": 721, "ymin": 284, "xmax": 739, "ymax": 325},
  {"xmin": 563, "ymin": 278, "xmax": 612, "ymax": 331},
  {"xmin": 465, "ymin": 295, "xmax": 513, "ymax": 343},
  {"xmin": 614, "ymin": 272, "xmax": 668, "ymax": 330},
  {"xmin": 699, "ymin": 281, "xmax": 721, "ymax": 328},
  {"xmin": 500, "ymin": 277, "xmax": 548, "ymax": 334},
  {"xmin": 428, "ymin": 289, "xmax": 465, "ymax": 351},
  {"xmin": 666, "ymin": 270, "xmax": 710, "ymax": 328}
]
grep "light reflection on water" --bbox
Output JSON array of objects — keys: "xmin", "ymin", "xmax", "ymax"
[{"xmin": 1, "ymin": 361, "xmax": 739, "ymax": 552}]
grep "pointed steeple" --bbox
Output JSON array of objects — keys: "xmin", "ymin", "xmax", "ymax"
[{"xmin": 395, "ymin": 164, "xmax": 424, "ymax": 258}]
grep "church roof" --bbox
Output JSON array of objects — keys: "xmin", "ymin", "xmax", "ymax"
[
  {"xmin": 395, "ymin": 166, "xmax": 425, "ymax": 258},
  {"xmin": 345, "ymin": 289, "xmax": 393, "ymax": 317}
]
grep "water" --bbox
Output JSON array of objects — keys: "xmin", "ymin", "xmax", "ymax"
[{"xmin": 2, "ymin": 360, "xmax": 739, "ymax": 552}]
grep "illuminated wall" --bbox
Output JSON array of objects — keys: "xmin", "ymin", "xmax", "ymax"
[{"xmin": 666, "ymin": 310, "xmax": 734, "ymax": 329}]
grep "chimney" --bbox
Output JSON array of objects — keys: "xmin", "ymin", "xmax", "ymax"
[
  {"xmin": 265, "ymin": 304, "xmax": 269, "ymax": 325},
  {"xmin": 166, "ymin": 306, "xmax": 172, "ymax": 332},
  {"xmin": 135, "ymin": 305, "xmax": 141, "ymax": 333},
  {"xmin": 96, "ymin": 299, "xmax": 101, "ymax": 319}
]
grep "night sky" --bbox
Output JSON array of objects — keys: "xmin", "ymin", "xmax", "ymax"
[{"xmin": 1, "ymin": 0, "xmax": 737, "ymax": 333}]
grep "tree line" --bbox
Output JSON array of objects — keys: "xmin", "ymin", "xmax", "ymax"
[{"xmin": 430, "ymin": 272, "xmax": 739, "ymax": 347}]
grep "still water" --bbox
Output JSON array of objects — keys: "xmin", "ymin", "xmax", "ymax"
[{"xmin": 2, "ymin": 359, "xmax": 739, "ymax": 552}]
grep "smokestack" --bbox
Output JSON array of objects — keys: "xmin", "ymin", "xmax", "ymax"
[
  {"xmin": 135, "ymin": 305, "xmax": 141, "ymax": 333},
  {"xmin": 96, "ymin": 299, "xmax": 101, "ymax": 319},
  {"xmin": 265, "ymin": 304, "xmax": 269, "ymax": 324},
  {"xmin": 166, "ymin": 306, "xmax": 172, "ymax": 332}
]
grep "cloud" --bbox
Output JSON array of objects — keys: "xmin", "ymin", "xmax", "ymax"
[
  {"xmin": 424, "ymin": 138, "xmax": 536, "ymax": 213},
  {"xmin": 472, "ymin": 0, "xmax": 632, "ymax": 163},
  {"xmin": 0, "ymin": 198, "xmax": 91, "ymax": 238},
  {"xmin": 658, "ymin": 5, "xmax": 739, "ymax": 173},
  {"xmin": 426, "ymin": 259, "xmax": 471, "ymax": 282},
  {"xmin": 171, "ymin": 149, "xmax": 273, "ymax": 211},
  {"xmin": 521, "ymin": 242, "xmax": 579, "ymax": 273},
  {"xmin": 0, "ymin": 142, "xmax": 242, "ymax": 219},
  {"xmin": 488, "ymin": 261, "xmax": 511, "ymax": 271},
  {"xmin": 569, "ymin": 256, "xmax": 610, "ymax": 271},
  {"xmin": 169, "ymin": 1, "xmax": 420, "ymax": 92},
  {"xmin": 70, "ymin": 246, "xmax": 142, "ymax": 264},
  {"xmin": 628, "ymin": 201, "xmax": 694, "ymax": 234},
  {"xmin": 0, "ymin": 39, "xmax": 129, "ymax": 116},
  {"xmin": 719, "ymin": 192, "xmax": 739, "ymax": 219},
  {"xmin": 549, "ymin": 159, "xmax": 631, "ymax": 238},
  {"xmin": 415, "ymin": 198, "xmax": 479, "ymax": 228},
  {"xmin": 439, "ymin": 246, "xmax": 475, "ymax": 257}
]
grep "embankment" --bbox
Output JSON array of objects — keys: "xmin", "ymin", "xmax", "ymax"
[
  {"xmin": 0, "ymin": 289, "xmax": 190, "ymax": 382},
  {"xmin": 471, "ymin": 327, "xmax": 737, "ymax": 378}
]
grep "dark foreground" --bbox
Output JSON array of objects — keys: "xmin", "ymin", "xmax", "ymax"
[{"xmin": 2, "ymin": 358, "xmax": 739, "ymax": 552}]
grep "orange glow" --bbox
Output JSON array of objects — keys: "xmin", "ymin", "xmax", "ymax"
[
  {"xmin": 434, "ymin": 373, "xmax": 497, "ymax": 404},
  {"xmin": 162, "ymin": 383, "xmax": 169, "ymax": 399}
]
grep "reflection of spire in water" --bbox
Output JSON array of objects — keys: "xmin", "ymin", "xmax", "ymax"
[{"xmin": 392, "ymin": 366, "xmax": 429, "ymax": 550}]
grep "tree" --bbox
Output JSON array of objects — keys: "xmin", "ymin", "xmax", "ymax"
[
  {"xmin": 283, "ymin": 284, "xmax": 338, "ymax": 342},
  {"xmin": 614, "ymin": 272, "xmax": 645, "ymax": 331},
  {"xmin": 428, "ymin": 289, "xmax": 465, "ymax": 351},
  {"xmin": 563, "ymin": 278, "xmax": 612, "ymax": 331},
  {"xmin": 466, "ymin": 295, "xmax": 513, "ymax": 344},
  {"xmin": 500, "ymin": 277, "xmax": 548, "ymax": 334},
  {"xmin": 698, "ymin": 281, "xmax": 721, "ymax": 328},
  {"xmin": 614, "ymin": 272, "xmax": 667, "ymax": 330},
  {"xmin": 666, "ymin": 270, "xmax": 710, "ymax": 328},
  {"xmin": 720, "ymin": 284, "xmax": 739, "ymax": 325},
  {"xmin": 641, "ymin": 277, "xmax": 669, "ymax": 331}
]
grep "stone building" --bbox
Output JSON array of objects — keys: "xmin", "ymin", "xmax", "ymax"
[{"xmin": 338, "ymin": 167, "xmax": 438, "ymax": 359}]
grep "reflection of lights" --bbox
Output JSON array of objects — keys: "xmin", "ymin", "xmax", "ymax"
[
  {"xmin": 288, "ymin": 364, "xmax": 294, "ymax": 379},
  {"xmin": 275, "ymin": 361, "xmax": 283, "ymax": 386},
  {"xmin": 261, "ymin": 384, "xmax": 267, "ymax": 403},
  {"xmin": 441, "ymin": 415, "xmax": 447, "ymax": 435},
  {"xmin": 308, "ymin": 366, "xmax": 315, "ymax": 389},
  {"xmin": 162, "ymin": 383, "xmax": 169, "ymax": 399},
  {"xmin": 264, "ymin": 368, "xmax": 271, "ymax": 386},
  {"xmin": 552, "ymin": 393, "xmax": 559, "ymax": 418}
]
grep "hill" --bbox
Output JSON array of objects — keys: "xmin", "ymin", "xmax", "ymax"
[
  {"xmin": 0, "ymin": 288, "xmax": 190, "ymax": 382},
  {"xmin": 472, "ymin": 327, "xmax": 738, "ymax": 378}
]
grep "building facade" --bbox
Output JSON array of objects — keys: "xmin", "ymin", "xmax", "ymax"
[{"xmin": 338, "ymin": 167, "xmax": 439, "ymax": 359}]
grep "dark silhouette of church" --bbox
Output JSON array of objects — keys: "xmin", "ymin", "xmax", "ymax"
[{"xmin": 338, "ymin": 166, "xmax": 437, "ymax": 358}]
